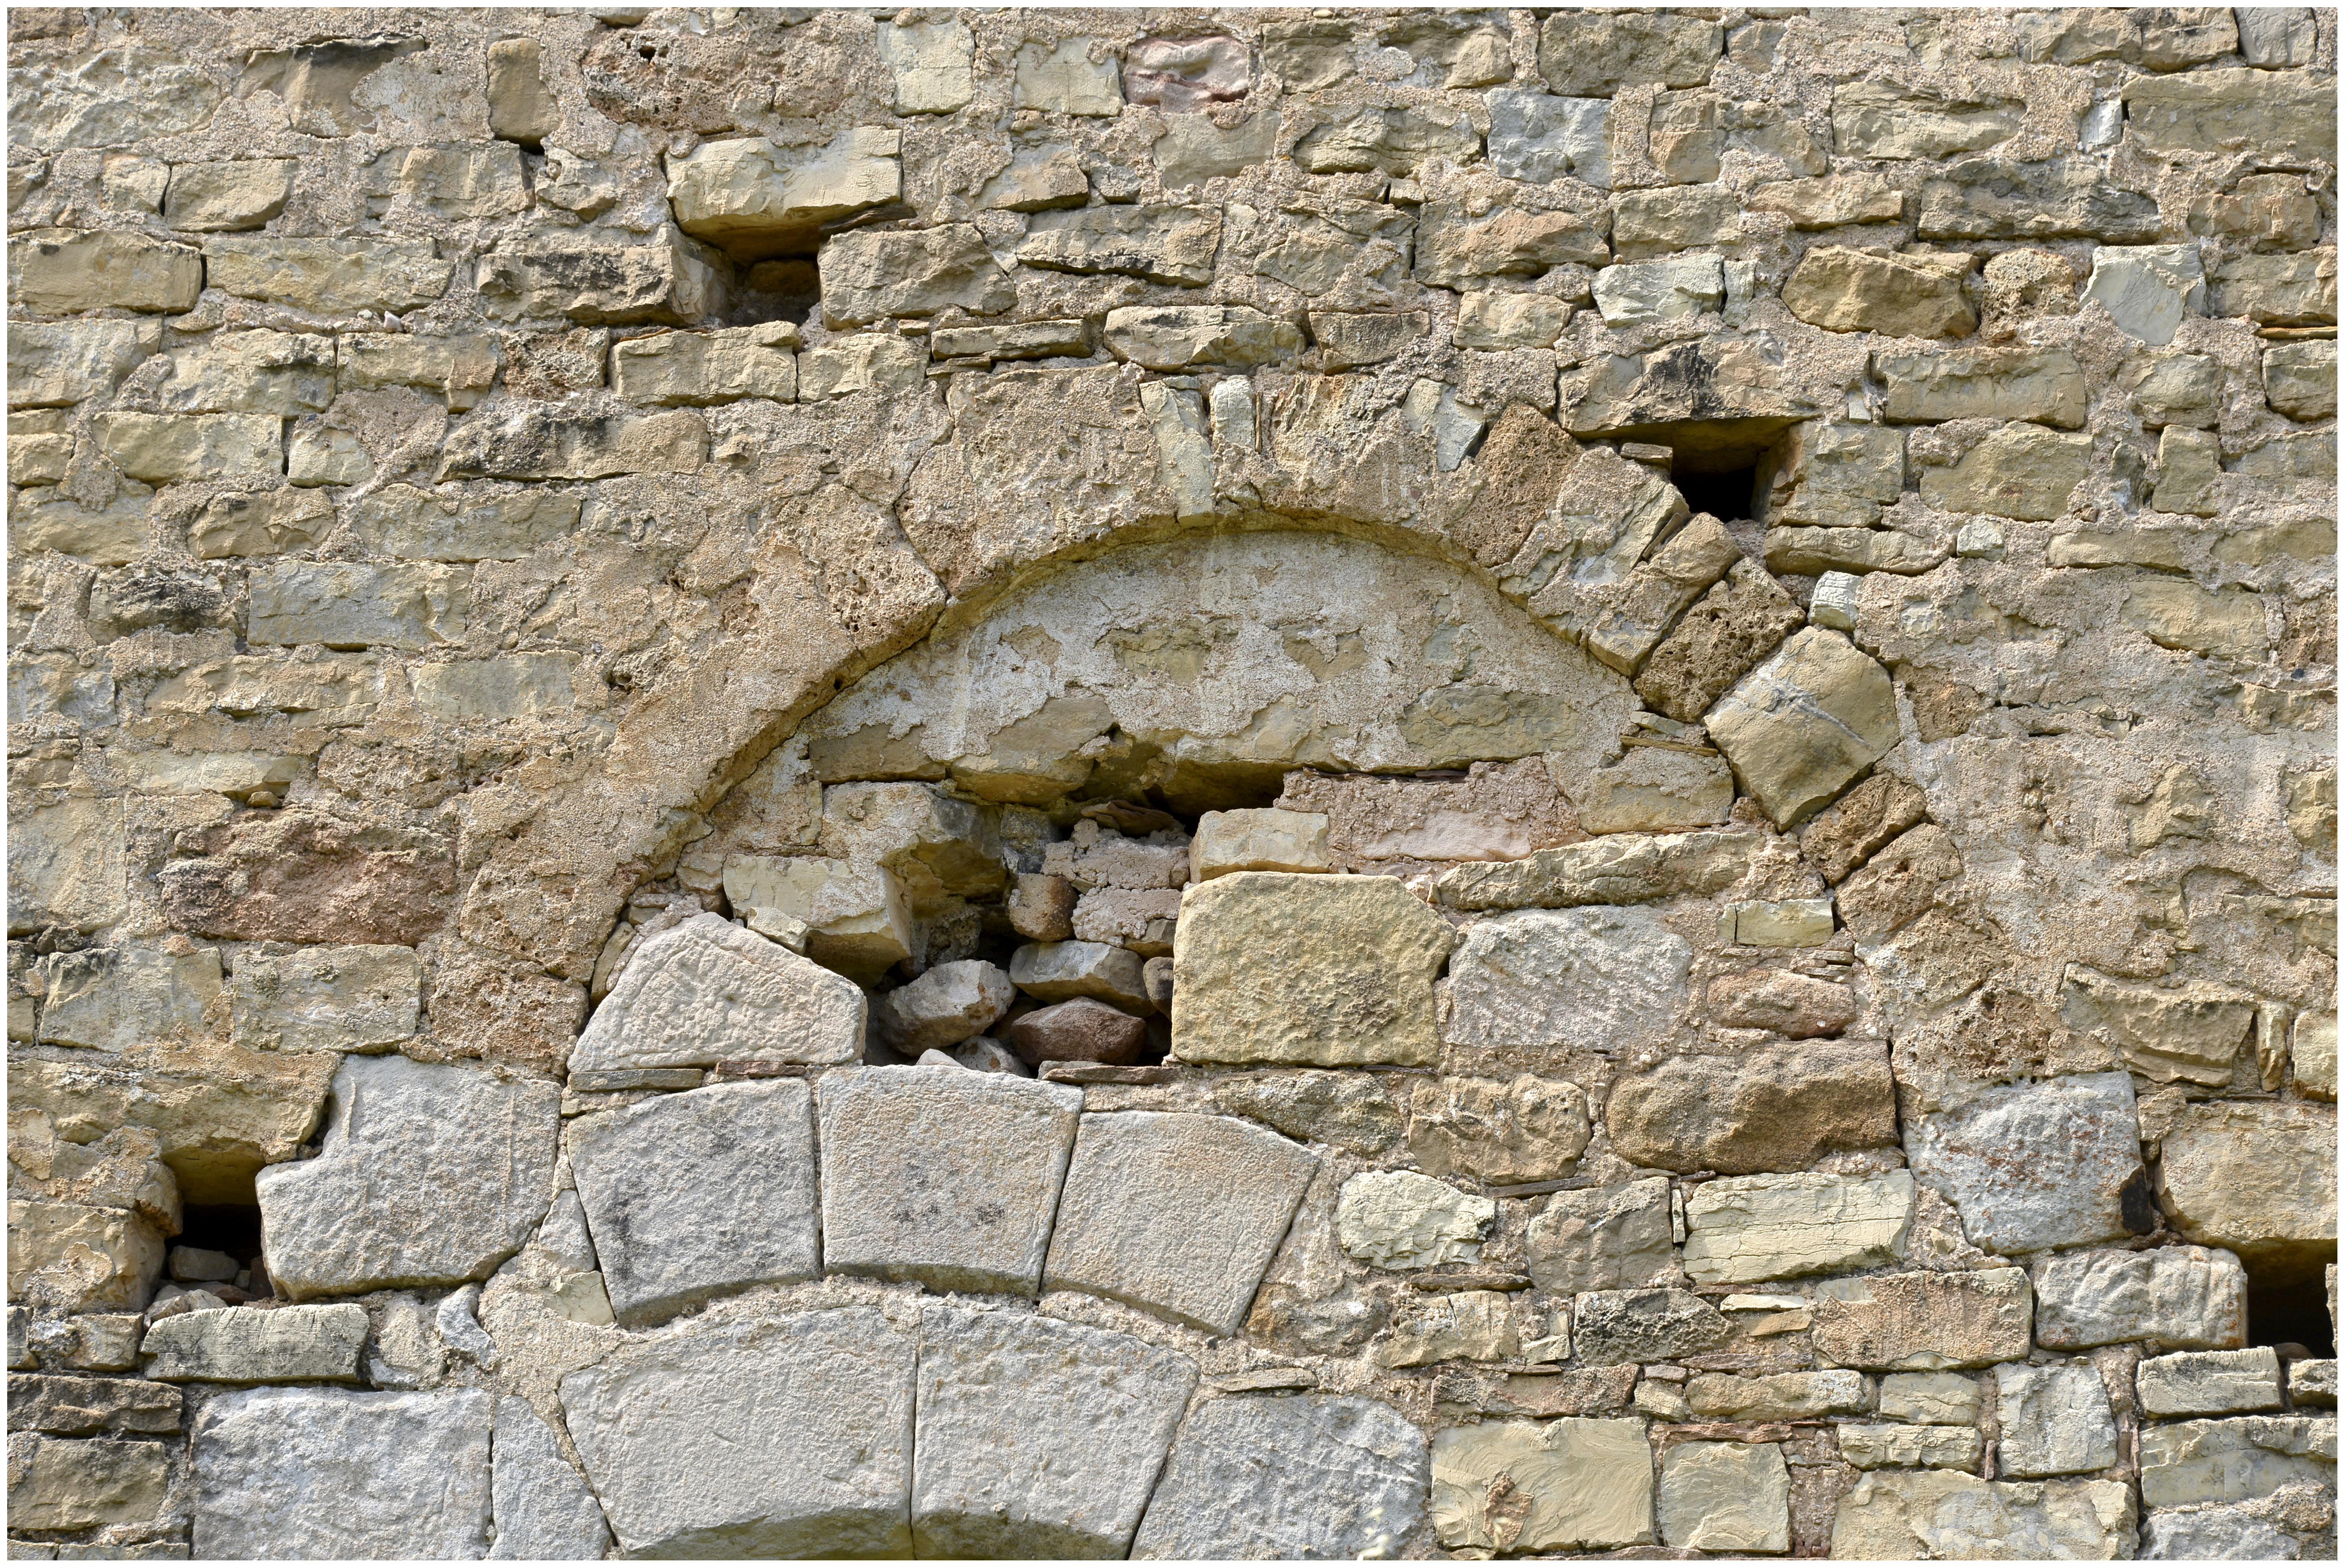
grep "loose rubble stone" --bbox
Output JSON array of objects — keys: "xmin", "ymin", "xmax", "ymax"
[
  {"xmin": 1010, "ymin": 940, "xmax": 1152, "ymax": 1013},
  {"xmin": 490, "ymin": 1397, "xmax": 611, "ymax": 1561},
  {"xmin": 1997, "ymin": 1361, "xmax": 2120, "ymax": 1477},
  {"xmin": 192, "ymin": 1387, "xmax": 493, "ymax": 1558},
  {"xmin": 1173, "ymin": 873, "xmax": 1451, "ymax": 1066},
  {"xmin": 1337, "ymin": 1170, "xmax": 1496, "ymax": 1272},
  {"xmin": 915, "ymin": 1303, "xmax": 1194, "ymax": 1557},
  {"xmin": 1705, "ymin": 629, "xmax": 1900, "ymax": 828},
  {"xmin": 1908, "ymin": 1072, "xmax": 2144, "ymax": 1254},
  {"xmin": 1525, "ymin": 1177, "xmax": 1675, "ymax": 1295},
  {"xmin": 1006, "ymin": 997, "xmax": 1150, "ymax": 1065},
  {"xmin": 1608, "ymin": 1041, "xmax": 1897, "ymax": 1175},
  {"xmin": 821, "ymin": 1068, "xmax": 1079, "ymax": 1297},
  {"xmin": 2155, "ymin": 1100, "xmax": 2337, "ymax": 1278},
  {"xmin": 562, "ymin": 1310, "xmax": 916, "ymax": 1557},
  {"xmin": 1659, "ymin": 1440, "xmax": 1790, "ymax": 1553},
  {"xmin": 2138, "ymin": 1416, "xmax": 2338, "ymax": 1508},
  {"xmin": 140, "ymin": 1303, "xmax": 367, "ymax": 1384},
  {"xmin": 1132, "ymin": 1393, "xmax": 1428, "ymax": 1560},
  {"xmin": 256, "ymin": 1055, "xmax": 558, "ymax": 1299},
  {"xmin": 1445, "ymin": 905, "xmax": 1691, "ymax": 1056},
  {"xmin": 1576, "ymin": 1288, "xmax": 1732, "ymax": 1364},
  {"xmin": 1831, "ymin": 1471, "xmax": 2138, "ymax": 1559},
  {"xmin": 1812, "ymin": 1267, "xmax": 2035, "ymax": 1370},
  {"xmin": 1046, "ymin": 1111, "xmax": 1317, "ymax": 1333},
  {"xmin": 569, "ymin": 1079, "xmax": 818, "ymax": 1323},
  {"xmin": 1431, "ymin": 1417, "xmax": 1655, "ymax": 1552},
  {"xmin": 573, "ymin": 913, "xmax": 863, "ymax": 1070},
  {"xmin": 2139, "ymin": 1348, "xmax": 2288, "ymax": 1419},
  {"xmin": 874, "ymin": 959, "xmax": 1013, "ymax": 1053}
]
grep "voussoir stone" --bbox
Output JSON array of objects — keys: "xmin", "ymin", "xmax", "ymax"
[
  {"xmin": 572, "ymin": 913, "xmax": 865, "ymax": 1071},
  {"xmin": 1705, "ymin": 629, "xmax": 1901, "ymax": 829},
  {"xmin": 914, "ymin": 1303, "xmax": 1196, "ymax": 1558},
  {"xmin": 255, "ymin": 1055, "xmax": 558, "ymax": 1300},
  {"xmin": 1173, "ymin": 872, "xmax": 1453, "ymax": 1066},
  {"xmin": 140, "ymin": 1302, "xmax": 368, "ymax": 1383},
  {"xmin": 2031, "ymin": 1244, "xmax": 2248, "ymax": 1351},
  {"xmin": 1133, "ymin": 1393, "xmax": 1429, "ymax": 1560},
  {"xmin": 1606, "ymin": 1040, "xmax": 1898, "ymax": 1175},
  {"xmin": 569, "ymin": 1078, "xmax": 819, "ymax": 1324},
  {"xmin": 561, "ymin": 1309, "xmax": 916, "ymax": 1557},
  {"xmin": 821, "ymin": 1067, "xmax": 1081, "ymax": 1297},
  {"xmin": 1044, "ymin": 1110, "xmax": 1318, "ymax": 1333},
  {"xmin": 192, "ymin": 1387, "xmax": 494, "ymax": 1559},
  {"xmin": 1445, "ymin": 905, "xmax": 1692, "ymax": 1056}
]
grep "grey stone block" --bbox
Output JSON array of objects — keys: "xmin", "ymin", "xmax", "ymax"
[
  {"xmin": 1043, "ymin": 1111, "xmax": 1319, "ymax": 1334},
  {"xmin": 1995, "ymin": 1362, "xmax": 2119, "ymax": 1478},
  {"xmin": 139, "ymin": 1303, "xmax": 367, "ymax": 1384},
  {"xmin": 489, "ymin": 1397, "xmax": 612, "ymax": 1560},
  {"xmin": 569, "ymin": 1079, "xmax": 819, "ymax": 1325},
  {"xmin": 574, "ymin": 912, "xmax": 865, "ymax": 1071},
  {"xmin": 817, "ymin": 1067, "xmax": 1081, "ymax": 1296},
  {"xmin": 2032, "ymin": 1245, "xmax": 2247, "ymax": 1350},
  {"xmin": 1132, "ymin": 1393, "xmax": 1428, "ymax": 1560},
  {"xmin": 2139, "ymin": 1348, "xmax": 2288, "ymax": 1418}
]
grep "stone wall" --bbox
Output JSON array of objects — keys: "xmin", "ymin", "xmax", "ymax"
[{"xmin": 5, "ymin": 4, "xmax": 2338, "ymax": 1560}]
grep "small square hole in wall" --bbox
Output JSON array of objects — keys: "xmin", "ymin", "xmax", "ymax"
[
  {"xmin": 2247, "ymin": 1268, "xmax": 2337, "ymax": 1358},
  {"xmin": 1672, "ymin": 456, "xmax": 1760, "ymax": 524},
  {"xmin": 173, "ymin": 1201, "xmax": 271, "ymax": 1295}
]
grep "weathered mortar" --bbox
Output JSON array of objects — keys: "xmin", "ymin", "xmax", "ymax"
[{"xmin": 5, "ymin": 4, "xmax": 2338, "ymax": 1560}]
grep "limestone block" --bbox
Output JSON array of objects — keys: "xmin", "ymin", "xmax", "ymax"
[
  {"xmin": 255, "ymin": 1055, "xmax": 558, "ymax": 1299},
  {"xmin": 2156, "ymin": 1100, "xmax": 2336, "ymax": 1278},
  {"xmin": 1880, "ymin": 1371, "xmax": 1983, "ymax": 1425},
  {"xmin": 1632, "ymin": 561, "xmax": 1806, "ymax": 724},
  {"xmin": 5, "ymin": 320, "xmax": 162, "ymax": 407},
  {"xmin": 574, "ymin": 912, "xmax": 865, "ymax": 1070},
  {"xmin": 1525, "ymin": 1177, "xmax": 1675, "ymax": 1294},
  {"xmin": 1295, "ymin": 106, "xmax": 1482, "ymax": 176},
  {"xmin": 485, "ymin": 38, "xmax": 558, "ymax": 146},
  {"xmin": 1609, "ymin": 1042, "xmax": 1896, "ymax": 1175},
  {"xmin": 1307, "ymin": 309, "xmax": 1429, "ymax": 369},
  {"xmin": 5, "ymin": 1200, "xmax": 165, "ymax": 1313},
  {"xmin": 1839, "ymin": 1423, "xmax": 1986, "ymax": 1469},
  {"xmin": 8, "ymin": 1373, "xmax": 181, "ymax": 1436},
  {"xmin": 1684, "ymin": 1171, "xmax": 1914, "ymax": 1284},
  {"xmin": 139, "ymin": 1302, "xmax": 367, "ymax": 1384},
  {"xmin": 1437, "ymin": 826, "xmax": 1758, "ymax": 914},
  {"xmin": 1830, "ymin": 1471, "xmax": 2137, "ymax": 1559},
  {"xmin": 1876, "ymin": 346, "xmax": 2088, "ymax": 428},
  {"xmin": 192, "ymin": 1387, "xmax": 493, "ymax": 1557},
  {"xmin": 8, "ymin": 230, "xmax": 203, "ymax": 313},
  {"xmin": 361, "ymin": 143, "xmax": 527, "ymax": 221},
  {"xmin": 2122, "ymin": 68, "xmax": 2337, "ymax": 165},
  {"xmin": 1784, "ymin": 247, "xmax": 1976, "ymax": 338},
  {"xmin": 915, "ymin": 1303, "xmax": 1193, "ymax": 1557},
  {"xmin": 1133, "ymin": 1393, "xmax": 1427, "ymax": 1560},
  {"xmin": 2291, "ymin": 1359, "xmax": 2336, "ymax": 1407},
  {"xmin": 1009, "ymin": 939, "xmax": 1151, "ymax": 1013},
  {"xmin": 1406, "ymin": 1075, "xmax": 1591, "ymax": 1186},
  {"xmin": 930, "ymin": 319, "xmax": 1090, "ymax": 361},
  {"xmin": 1379, "ymin": 1289, "xmax": 1522, "ymax": 1368},
  {"xmin": 411, "ymin": 652, "xmax": 578, "ymax": 721},
  {"xmin": 2139, "ymin": 1507, "xmax": 2304, "ymax": 1560},
  {"xmin": 2122, "ymin": 577, "xmax": 2269, "ymax": 659},
  {"xmin": 562, "ymin": 1309, "xmax": 914, "ymax": 1556},
  {"xmin": 247, "ymin": 561, "xmax": 468, "ymax": 649},
  {"xmin": 1431, "ymin": 1417, "xmax": 1654, "ymax": 1552},
  {"xmin": 874, "ymin": 959, "xmax": 1013, "ymax": 1053},
  {"xmin": 1189, "ymin": 808, "xmax": 1330, "ymax": 880},
  {"xmin": 2139, "ymin": 1348, "xmax": 2287, "ymax": 1418},
  {"xmin": 2264, "ymin": 341, "xmax": 2337, "ymax": 421},
  {"xmin": 1610, "ymin": 186, "xmax": 1740, "ymax": 258},
  {"xmin": 2033, "ymin": 1245, "xmax": 2247, "ymax": 1352},
  {"xmin": 1575, "ymin": 748, "xmax": 1735, "ymax": 835},
  {"xmin": 570, "ymin": 1080, "xmax": 819, "ymax": 1324},
  {"xmin": 37, "ymin": 945, "xmax": 222, "ymax": 1052},
  {"xmin": 1103, "ymin": 304, "xmax": 1304, "ymax": 371},
  {"xmin": 820, "ymin": 223, "xmax": 1015, "ymax": 328},
  {"xmin": 1452, "ymin": 291, "xmax": 1571, "ymax": 352},
  {"xmin": 1813, "ymin": 1267, "xmax": 2034, "ymax": 1371},
  {"xmin": 1659, "ymin": 1441, "xmax": 1789, "ymax": 1553},
  {"xmin": 2130, "ymin": 353, "xmax": 2225, "ymax": 429},
  {"xmin": 2138, "ymin": 1416, "xmax": 2337, "ymax": 1508},
  {"xmin": 339, "ymin": 334, "xmax": 503, "ymax": 410},
  {"xmin": 489, "ymin": 1397, "xmax": 611, "ymax": 1561},
  {"xmin": 1416, "ymin": 193, "xmax": 1609, "ymax": 290},
  {"xmin": 92, "ymin": 411, "xmax": 280, "ymax": 483},
  {"xmin": 5, "ymin": 1432, "xmax": 172, "ymax": 1531},
  {"xmin": 1909, "ymin": 1072, "xmax": 2143, "ymax": 1254},
  {"xmin": 1487, "ymin": 89, "xmax": 1610, "ymax": 186},
  {"xmin": 1749, "ymin": 173, "xmax": 1904, "ymax": 229},
  {"xmin": 1687, "ymin": 1370, "xmax": 1870, "ymax": 1421},
  {"xmin": 438, "ymin": 404, "xmax": 708, "ymax": 481},
  {"xmin": 1706, "ymin": 629, "xmax": 1900, "ymax": 829},
  {"xmin": 1212, "ymin": 1070, "xmax": 1404, "ymax": 1157},
  {"xmin": 1723, "ymin": 897, "xmax": 1837, "ymax": 946},
  {"xmin": 1998, "ymin": 1362, "xmax": 2120, "ymax": 1477},
  {"xmin": 879, "ymin": 19, "xmax": 974, "ymax": 113},
  {"xmin": 1011, "ymin": 37, "xmax": 1123, "ymax": 115},
  {"xmin": 287, "ymin": 421, "xmax": 372, "ymax": 486},
  {"xmin": 1337, "ymin": 1169, "xmax": 1496, "ymax": 1271},
  {"xmin": 476, "ymin": 228, "xmax": 727, "ymax": 325},
  {"xmin": 668, "ymin": 127, "xmax": 899, "ymax": 254},
  {"xmin": 155, "ymin": 158, "xmax": 295, "ymax": 231},
  {"xmin": 820, "ymin": 1067, "xmax": 1079, "ymax": 1297},
  {"xmin": 1153, "ymin": 109, "xmax": 1280, "ymax": 188},
  {"xmin": 2209, "ymin": 250, "xmax": 2337, "ymax": 326},
  {"xmin": 228, "ymin": 943, "xmax": 419, "ymax": 1053},
  {"xmin": 1445, "ymin": 905, "xmax": 1690, "ymax": 1055},
  {"xmin": 1021, "ymin": 204, "xmax": 1224, "ymax": 286},
  {"xmin": 1920, "ymin": 423, "xmax": 2092, "ymax": 520},
  {"xmin": 1045, "ymin": 1110, "xmax": 1317, "ymax": 1332},
  {"xmin": 2295, "ymin": 1013, "xmax": 2337, "ymax": 1100},
  {"xmin": 1762, "ymin": 525, "xmax": 1948, "ymax": 577},
  {"xmin": 1539, "ymin": 11, "xmax": 1719, "ymax": 95},
  {"xmin": 1917, "ymin": 158, "xmax": 2161, "ymax": 244},
  {"xmin": 1831, "ymin": 80, "xmax": 2020, "ymax": 159},
  {"xmin": 1575, "ymin": 1288, "xmax": 1732, "ymax": 1363},
  {"xmin": 2084, "ymin": 244, "xmax": 2208, "ymax": 347},
  {"xmin": 1593, "ymin": 256, "xmax": 1724, "ymax": 325},
  {"xmin": 1172, "ymin": 873, "xmax": 1450, "ymax": 1066},
  {"xmin": 203, "ymin": 235, "xmax": 451, "ymax": 312},
  {"xmin": 977, "ymin": 146, "xmax": 1088, "ymax": 212},
  {"xmin": 612, "ymin": 322, "xmax": 797, "ymax": 404}
]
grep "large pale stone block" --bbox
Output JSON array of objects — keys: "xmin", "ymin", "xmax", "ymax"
[
  {"xmin": 8, "ymin": 796, "xmax": 126, "ymax": 936},
  {"xmin": 668, "ymin": 127, "xmax": 900, "ymax": 255},
  {"xmin": 1876, "ymin": 346, "xmax": 2088, "ymax": 428},
  {"xmin": 2060, "ymin": 968, "xmax": 2256, "ymax": 1086},
  {"xmin": 139, "ymin": 1302, "xmax": 368, "ymax": 1384},
  {"xmin": 1133, "ymin": 1394, "xmax": 1428, "ymax": 1560},
  {"xmin": 1997, "ymin": 1362, "xmax": 2120, "ymax": 1477},
  {"xmin": 1525, "ymin": 1176, "xmax": 1675, "ymax": 1294},
  {"xmin": 1173, "ymin": 872, "xmax": 1452, "ymax": 1066},
  {"xmin": 203, "ymin": 235, "xmax": 453, "ymax": 312},
  {"xmin": 1607, "ymin": 1041, "xmax": 1898, "ymax": 1175},
  {"xmin": 1705, "ymin": 629, "xmax": 1900, "ymax": 828},
  {"xmin": 1379, "ymin": 1288, "xmax": 1521, "ymax": 1367},
  {"xmin": 570, "ymin": 1079, "xmax": 819, "ymax": 1324},
  {"xmin": 1908, "ymin": 1072, "xmax": 2143, "ymax": 1254},
  {"xmin": 1487, "ymin": 88, "xmax": 1611, "ymax": 186},
  {"xmin": 339, "ymin": 333, "xmax": 504, "ymax": 409},
  {"xmin": 878, "ymin": 18, "xmax": 974, "ymax": 113},
  {"xmin": 820, "ymin": 1067, "xmax": 1080, "ymax": 1297},
  {"xmin": 5, "ymin": 1431, "xmax": 172, "ymax": 1531},
  {"xmin": 1813, "ymin": 1267, "xmax": 2034, "ymax": 1370},
  {"xmin": 6, "ymin": 1199, "xmax": 165, "ymax": 1313},
  {"xmin": 1659, "ymin": 1441, "xmax": 1790, "ymax": 1553},
  {"xmin": 152, "ymin": 329, "xmax": 336, "ymax": 414},
  {"xmin": 6, "ymin": 1374, "xmax": 181, "ymax": 1435},
  {"xmin": 1431, "ymin": 1418, "xmax": 1654, "ymax": 1552},
  {"xmin": 1830, "ymin": 1471, "xmax": 2137, "ymax": 1560},
  {"xmin": 92, "ymin": 412, "xmax": 281, "ymax": 483},
  {"xmin": 561, "ymin": 1310, "xmax": 915, "ymax": 1557},
  {"xmin": 2138, "ymin": 1506, "xmax": 2304, "ymax": 1561},
  {"xmin": 1189, "ymin": 808, "xmax": 1331, "ymax": 880},
  {"xmin": 1445, "ymin": 905, "xmax": 1690, "ymax": 1055},
  {"xmin": 2137, "ymin": 1416, "xmax": 2337, "ymax": 1508},
  {"xmin": 8, "ymin": 229, "xmax": 203, "ymax": 313},
  {"xmin": 572, "ymin": 912, "xmax": 865, "ymax": 1071},
  {"xmin": 2123, "ymin": 68, "xmax": 2336, "ymax": 165},
  {"xmin": 489, "ymin": 1397, "xmax": 612, "ymax": 1561},
  {"xmin": 1839, "ymin": 1423, "xmax": 1987, "ymax": 1469},
  {"xmin": 914, "ymin": 1303, "xmax": 1194, "ymax": 1557},
  {"xmin": 821, "ymin": 223, "xmax": 1016, "ymax": 327},
  {"xmin": 1336, "ymin": 1169, "xmax": 1496, "ymax": 1272},
  {"xmin": 410, "ymin": 652, "xmax": 578, "ymax": 722},
  {"xmin": 2083, "ymin": 244, "xmax": 2207, "ymax": 347},
  {"xmin": 2033, "ymin": 1245, "xmax": 2248, "ymax": 1350},
  {"xmin": 192, "ymin": 1387, "xmax": 494, "ymax": 1558},
  {"xmin": 1919, "ymin": 423, "xmax": 2094, "ymax": 520},
  {"xmin": 6, "ymin": 320, "xmax": 162, "ymax": 407},
  {"xmin": 228, "ymin": 943, "xmax": 420, "ymax": 1053},
  {"xmin": 2138, "ymin": 1348, "xmax": 2288, "ymax": 1418},
  {"xmin": 2156, "ymin": 1099, "xmax": 2337, "ymax": 1279},
  {"xmin": 1682, "ymin": 1171, "xmax": 1914, "ymax": 1284},
  {"xmin": 612, "ymin": 322, "xmax": 797, "ymax": 404},
  {"xmin": 256, "ymin": 1055, "xmax": 558, "ymax": 1298},
  {"xmin": 165, "ymin": 159, "xmax": 298, "ymax": 231},
  {"xmin": 37, "ymin": 945, "xmax": 222, "ymax": 1051},
  {"xmin": 1020, "ymin": 204, "xmax": 1224, "ymax": 286},
  {"xmin": 1044, "ymin": 1110, "xmax": 1318, "ymax": 1333}
]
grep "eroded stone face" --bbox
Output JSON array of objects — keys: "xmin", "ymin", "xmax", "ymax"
[
  {"xmin": 1445, "ymin": 905, "xmax": 1691, "ymax": 1057},
  {"xmin": 1133, "ymin": 1394, "xmax": 1427, "ymax": 1560}
]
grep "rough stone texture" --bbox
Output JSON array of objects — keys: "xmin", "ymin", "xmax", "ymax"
[
  {"xmin": 1525, "ymin": 1176, "xmax": 1675, "ymax": 1295},
  {"xmin": 1908, "ymin": 1072, "xmax": 2144, "ymax": 1254},
  {"xmin": 2032, "ymin": 1246, "xmax": 2250, "ymax": 1351},
  {"xmin": 1431, "ymin": 1417, "xmax": 1655, "ymax": 1552},
  {"xmin": 1998, "ymin": 1361, "xmax": 2121, "ymax": 1478},
  {"xmin": 2155, "ymin": 1100, "xmax": 2337, "ymax": 1279},
  {"xmin": 821, "ymin": 1067, "xmax": 1079, "ymax": 1297},
  {"xmin": 1705, "ymin": 629, "xmax": 1901, "ymax": 828},
  {"xmin": 191, "ymin": 1387, "xmax": 494, "ymax": 1558},
  {"xmin": 1659, "ymin": 1440, "xmax": 1791, "ymax": 1553},
  {"xmin": 1173, "ymin": 872, "xmax": 1453, "ymax": 1066},
  {"xmin": 1608, "ymin": 1041, "xmax": 1897, "ymax": 1175},
  {"xmin": 569, "ymin": 1078, "xmax": 819, "ymax": 1324},
  {"xmin": 1445, "ymin": 905, "xmax": 1691, "ymax": 1055},
  {"xmin": 139, "ymin": 1302, "xmax": 368, "ymax": 1384},
  {"xmin": 489, "ymin": 1396, "xmax": 612, "ymax": 1561},
  {"xmin": 873, "ymin": 958, "xmax": 1014, "ymax": 1053},
  {"xmin": 1839, "ymin": 1423, "xmax": 1987, "ymax": 1469},
  {"xmin": 1044, "ymin": 1110, "xmax": 1317, "ymax": 1333},
  {"xmin": 1132, "ymin": 1394, "xmax": 1428, "ymax": 1560},
  {"xmin": 1831, "ymin": 1471, "xmax": 2138, "ymax": 1560},
  {"xmin": 2137, "ymin": 1348, "xmax": 2288, "ymax": 1418},
  {"xmin": 2137, "ymin": 1416, "xmax": 2338, "ymax": 1509},
  {"xmin": 1575, "ymin": 1288, "xmax": 1732, "ymax": 1364},
  {"xmin": 573, "ymin": 913, "xmax": 865, "ymax": 1070},
  {"xmin": 1682, "ymin": 1172, "xmax": 1915, "ymax": 1284},
  {"xmin": 914, "ymin": 1303, "xmax": 1195, "ymax": 1558},
  {"xmin": 1406, "ymin": 1074, "xmax": 1592, "ymax": 1185},
  {"xmin": 1337, "ymin": 1170, "xmax": 1497, "ymax": 1273},
  {"xmin": 1812, "ymin": 1267, "xmax": 2035, "ymax": 1371},
  {"xmin": 561, "ymin": 1310, "xmax": 916, "ymax": 1557},
  {"xmin": 256, "ymin": 1055, "xmax": 558, "ymax": 1299}
]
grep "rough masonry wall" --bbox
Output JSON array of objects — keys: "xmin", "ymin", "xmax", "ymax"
[{"xmin": 5, "ymin": 4, "xmax": 2340, "ymax": 1561}]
